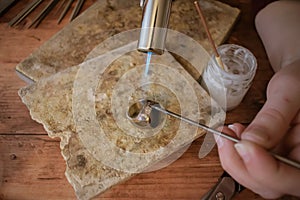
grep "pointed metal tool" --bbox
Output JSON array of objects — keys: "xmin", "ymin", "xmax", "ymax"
[
  {"xmin": 8, "ymin": 0, "xmax": 43, "ymax": 27},
  {"xmin": 150, "ymin": 104, "xmax": 300, "ymax": 169},
  {"xmin": 28, "ymin": 0, "xmax": 59, "ymax": 28},
  {"xmin": 69, "ymin": 0, "xmax": 84, "ymax": 22},
  {"xmin": 126, "ymin": 99, "xmax": 300, "ymax": 169},
  {"xmin": 57, "ymin": 0, "xmax": 73, "ymax": 24}
]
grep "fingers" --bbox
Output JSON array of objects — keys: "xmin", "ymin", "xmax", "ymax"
[
  {"xmin": 215, "ymin": 125, "xmax": 282, "ymax": 198},
  {"xmin": 292, "ymin": 110, "xmax": 300, "ymax": 125},
  {"xmin": 241, "ymin": 106, "xmax": 290, "ymax": 149},
  {"xmin": 228, "ymin": 123, "xmax": 245, "ymax": 138},
  {"xmin": 255, "ymin": 1, "xmax": 300, "ymax": 71},
  {"xmin": 241, "ymin": 66, "xmax": 300, "ymax": 149},
  {"xmin": 215, "ymin": 126, "xmax": 252, "ymax": 184},
  {"xmin": 283, "ymin": 123, "xmax": 300, "ymax": 161},
  {"xmin": 235, "ymin": 140, "xmax": 300, "ymax": 197},
  {"xmin": 216, "ymin": 124, "xmax": 300, "ymax": 198}
]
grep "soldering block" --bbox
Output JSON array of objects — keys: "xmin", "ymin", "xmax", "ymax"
[{"xmin": 19, "ymin": 45, "xmax": 225, "ymax": 199}]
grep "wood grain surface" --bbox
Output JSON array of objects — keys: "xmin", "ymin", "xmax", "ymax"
[{"xmin": 0, "ymin": 0, "xmax": 284, "ymax": 200}]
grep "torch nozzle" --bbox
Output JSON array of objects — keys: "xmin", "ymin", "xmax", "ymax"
[{"xmin": 137, "ymin": 0, "xmax": 172, "ymax": 55}]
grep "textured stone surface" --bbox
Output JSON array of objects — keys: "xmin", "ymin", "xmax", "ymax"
[
  {"xmin": 19, "ymin": 48, "xmax": 225, "ymax": 199},
  {"xmin": 16, "ymin": 0, "xmax": 240, "ymax": 82}
]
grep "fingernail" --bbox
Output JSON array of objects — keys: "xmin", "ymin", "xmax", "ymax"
[
  {"xmin": 214, "ymin": 135, "xmax": 224, "ymax": 148},
  {"xmin": 234, "ymin": 143, "xmax": 250, "ymax": 163},
  {"xmin": 228, "ymin": 124, "xmax": 237, "ymax": 133}
]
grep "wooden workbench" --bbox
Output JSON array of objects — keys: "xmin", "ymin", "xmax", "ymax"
[{"xmin": 0, "ymin": 0, "xmax": 277, "ymax": 199}]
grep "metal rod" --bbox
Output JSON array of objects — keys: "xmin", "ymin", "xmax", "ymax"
[
  {"xmin": 8, "ymin": 0, "xmax": 43, "ymax": 27},
  {"xmin": 54, "ymin": 0, "xmax": 68, "ymax": 16},
  {"xmin": 28, "ymin": 0, "xmax": 59, "ymax": 28},
  {"xmin": 69, "ymin": 0, "xmax": 84, "ymax": 22},
  {"xmin": 151, "ymin": 105, "xmax": 240, "ymax": 143},
  {"xmin": 194, "ymin": 1, "xmax": 227, "ymax": 71},
  {"xmin": 151, "ymin": 105, "xmax": 300, "ymax": 169},
  {"xmin": 57, "ymin": 0, "xmax": 73, "ymax": 24}
]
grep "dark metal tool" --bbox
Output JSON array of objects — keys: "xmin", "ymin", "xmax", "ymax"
[
  {"xmin": 69, "ymin": 0, "xmax": 84, "ymax": 22},
  {"xmin": 7, "ymin": 0, "xmax": 88, "ymax": 28},
  {"xmin": 8, "ymin": 0, "xmax": 42, "ymax": 27},
  {"xmin": 201, "ymin": 172, "xmax": 244, "ymax": 200},
  {"xmin": 55, "ymin": 0, "xmax": 68, "ymax": 16},
  {"xmin": 0, "ymin": 0, "xmax": 18, "ymax": 16},
  {"xmin": 28, "ymin": 0, "xmax": 59, "ymax": 28},
  {"xmin": 57, "ymin": 0, "xmax": 73, "ymax": 24},
  {"xmin": 151, "ymin": 104, "xmax": 300, "ymax": 169}
]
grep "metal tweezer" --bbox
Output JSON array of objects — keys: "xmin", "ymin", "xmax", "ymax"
[
  {"xmin": 57, "ymin": 0, "xmax": 73, "ymax": 24},
  {"xmin": 0, "ymin": 0, "xmax": 18, "ymax": 16},
  {"xmin": 150, "ymin": 105, "xmax": 300, "ymax": 169},
  {"xmin": 69, "ymin": 0, "xmax": 84, "ymax": 22},
  {"xmin": 28, "ymin": 0, "xmax": 59, "ymax": 28},
  {"xmin": 8, "ymin": 0, "xmax": 42, "ymax": 27}
]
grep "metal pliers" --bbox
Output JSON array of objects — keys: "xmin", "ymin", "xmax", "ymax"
[{"xmin": 201, "ymin": 172, "xmax": 244, "ymax": 200}]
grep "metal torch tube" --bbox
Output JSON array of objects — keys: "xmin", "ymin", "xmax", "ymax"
[{"xmin": 137, "ymin": 0, "xmax": 172, "ymax": 55}]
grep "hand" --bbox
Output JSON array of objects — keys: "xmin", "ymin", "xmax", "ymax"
[{"xmin": 215, "ymin": 61, "xmax": 300, "ymax": 198}]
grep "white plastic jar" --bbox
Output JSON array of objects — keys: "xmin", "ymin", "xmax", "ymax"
[{"xmin": 201, "ymin": 44, "xmax": 257, "ymax": 111}]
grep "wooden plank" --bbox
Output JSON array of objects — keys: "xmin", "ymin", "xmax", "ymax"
[
  {"xmin": 0, "ymin": 135, "xmax": 211, "ymax": 199},
  {"xmin": 0, "ymin": 2, "xmax": 69, "ymax": 135},
  {"xmin": 0, "ymin": 22, "xmax": 57, "ymax": 134},
  {"xmin": 0, "ymin": 134, "xmax": 265, "ymax": 199},
  {"xmin": 0, "ymin": 135, "xmax": 75, "ymax": 199}
]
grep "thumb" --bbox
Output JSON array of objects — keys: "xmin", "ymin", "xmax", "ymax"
[{"xmin": 242, "ymin": 69, "xmax": 300, "ymax": 149}]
